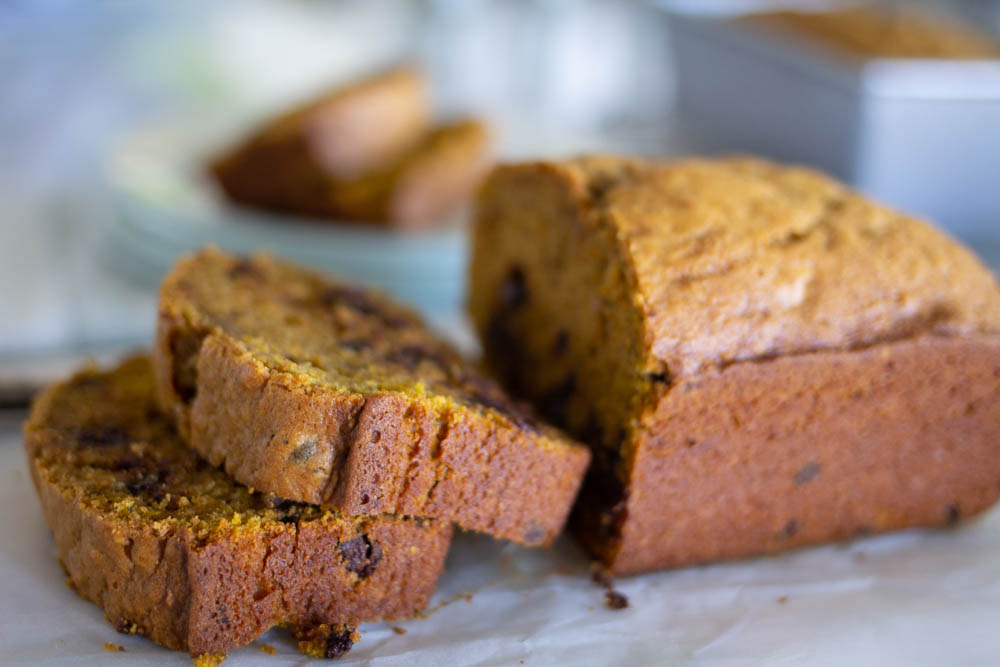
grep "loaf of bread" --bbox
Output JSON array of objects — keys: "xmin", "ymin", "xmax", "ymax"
[
  {"xmin": 212, "ymin": 91, "xmax": 491, "ymax": 227},
  {"xmin": 154, "ymin": 248, "xmax": 589, "ymax": 546},
  {"xmin": 469, "ymin": 156, "xmax": 1000, "ymax": 574},
  {"xmin": 24, "ymin": 356, "xmax": 451, "ymax": 659}
]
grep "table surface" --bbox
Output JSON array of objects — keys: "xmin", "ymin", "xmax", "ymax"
[{"xmin": 4, "ymin": 416, "xmax": 1000, "ymax": 666}]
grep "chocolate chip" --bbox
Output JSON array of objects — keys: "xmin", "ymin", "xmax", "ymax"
[
  {"xmin": 125, "ymin": 472, "xmax": 167, "ymax": 502},
  {"xmin": 579, "ymin": 415, "xmax": 605, "ymax": 448},
  {"xmin": 215, "ymin": 603, "xmax": 231, "ymax": 628},
  {"xmin": 288, "ymin": 438, "xmax": 317, "ymax": 463},
  {"xmin": 605, "ymin": 590, "xmax": 629, "ymax": 610},
  {"xmin": 946, "ymin": 504, "xmax": 961, "ymax": 525},
  {"xmin": 228, "ymin": 257, "xmax": 261, "ymax": 279},
  {"xmin": 169, "ymin": 328, "xmax": 205, "ymax": 404},
  {"xmin": 499, "ymin": 266, "xmax": 527, "ymax": 309},
  {"xmin": 783, "ymin": 519, "xmax": 799, "ymax": 537},
  {"xmin": 538, "ymin": 374, "xmax": 575, "ymax": 426},
  {"xmin": 587, "ymin": 173, "xmax": 620, "ymax": 202},
  {"xmin": 324, "ymin": 627, "xmax": 357, "ymax": 659},
  {"xmin": 794, "ymin": 462, "xmax": 822, "ymax": 485},
  {"xmin": 552, "ymin": 330, "xmax": 570, "ymax": 355},
  {"xmin": 646, "ymin": 371, "xmax": 672, "ymax": 386},
  {"xmin": 78, "ymin": 426, "xmax": 130, "ymax": 448},
  {"xmin": 339, "ymin": 535, "xmax": 382, "ymax": 579}
]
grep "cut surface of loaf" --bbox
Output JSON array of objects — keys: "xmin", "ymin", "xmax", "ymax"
[
  {"xmin": 469, "ymin": 155, "xmax": 1000, "ymax": 574},
  {"xmin": 155, "ymin": 248, "xmax": 590, "ymax": 546},
  {"xmin": 212, "ymin": 115, "xmax": 491, "ymax": 228},
  {"xmin": 23, "ymin": 356, "xmax": 451, "ymax": 659}
]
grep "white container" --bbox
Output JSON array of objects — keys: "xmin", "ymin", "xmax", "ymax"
[{"xmin": 668, "ymin": 13, "xmax": 1000, "ymax": 239}]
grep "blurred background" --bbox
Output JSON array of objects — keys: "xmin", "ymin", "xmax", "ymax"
[{"xmin": 2, "ymin": 0, "xmax": 1000, "ymax": 402}]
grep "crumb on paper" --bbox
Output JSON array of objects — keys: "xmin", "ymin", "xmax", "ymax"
[
  {"xmin": 103, "ymin": 642, "xmax": 125, "ymax": 652},
  {"xmin": 294, "ymin": 623, "xmax": 359, "ymax": 659},
  {"xmin": 191, "ymin": 653, "xmax": 225, "ymax": 667},
  {"xmin": 591, "ymin": 568, "xmax": 613, "ymax": 590},
  {"xmin": 854, "ymin": 551, "xmax": 867, "ymax": 562},
  {"xmin": 777, "ymin": 596, "xmax": 789, "ymax": 604},
  {"xmin": 258, "ymin": 643, "xmax": 276, "ymax": 655},
  {"xmin": 393, "ymin": 626, "xmax": 407, "ymax": 635},
  {"xmin": 592, "ymin": 562, "xmax": 630, "ymax": 610},
  {"xmin": 605, "ymin": 590, "xmax": 629, "ymax": 610}
]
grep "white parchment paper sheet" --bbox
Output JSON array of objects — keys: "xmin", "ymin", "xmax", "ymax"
[{"xmin": 4, "ymin": 424, "xmax": 1000, "ymax": 666}]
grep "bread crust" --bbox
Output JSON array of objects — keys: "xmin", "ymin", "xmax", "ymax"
[
  {"xmin": 154, "ymin": 249, "xmax": 589, "ymax": 546},
  {"xmin": 25, "ymin": 357, "xmax": 451, "ymax": 657},
  {"xmin": 574, "ymin": 335, "xmax": 1000, "ymax": 574}
]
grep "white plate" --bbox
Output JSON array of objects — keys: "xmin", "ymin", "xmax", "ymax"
[{"xmin": 103, "ymin": 115, "xmax": 469, "ymax": 320}]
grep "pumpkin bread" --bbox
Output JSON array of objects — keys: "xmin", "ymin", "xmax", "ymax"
[
  {"xmin": 154, "ymin": 248, "xmax": 589, "ymax": 547},
  {"xmin": 469, "ymin": 155, "xmax": 1000, "ymax": 574}
]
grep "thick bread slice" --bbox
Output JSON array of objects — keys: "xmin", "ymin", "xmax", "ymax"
[
  {"xmin": 212, "ymin": 116, "xmax": 491, "ymax": 228},
  {"xmin": 154, "ymin": 248, "xmax": 590, "ymax": 546},
  {"xmin": 24, "ymin": 356, "xmax": 451, "ymax": 659},
  {"xmin": 212, "ymin": 66, "xmax": 429, "ymax": 180}
]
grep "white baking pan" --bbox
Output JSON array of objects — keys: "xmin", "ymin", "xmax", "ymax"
[{"xmin": 668, "ymin": 13, "xmax": 1000, "ymax": 238}]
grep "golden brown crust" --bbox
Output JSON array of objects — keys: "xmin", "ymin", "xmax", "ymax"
[
  {"xmin": 155, "ymin": 248, "xmax": 589, "ymax": 546},
  {"xmin": 470, "ymin": 155, "xmax": 1000, "ymax": 574},
  {"xmin": 744, "ymin": 8, "xmax": 1000, "ymax": 60},
  {"xmin": 25, "ymin": 357, "xmax": 451, "ymax": 657},
  {"xmin": 533, "ymin": 156, "xmax": 1000, "ymax": 377}
]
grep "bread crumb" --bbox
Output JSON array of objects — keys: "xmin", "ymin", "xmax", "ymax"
[
  {"xmin": 392, "ymin": 626, "xmax": 407, "ymax": 635},
  {"xmin": 777, "ymin": 596, "xmax": 788, "ymax": 604},
  {"xmin": 103, "ymin": 642, "xmax": 124, "ymax": 652},
  {"xmin": 192, "ymin": 654, "xmax": 226, "ymax": 667},
  {"xmin": 605, "ymin": 590, "xmax": 629, "ymax": 610},
  {"xmin": 258, "ymin": 643, "xmax": 276, "ymax": 655}
]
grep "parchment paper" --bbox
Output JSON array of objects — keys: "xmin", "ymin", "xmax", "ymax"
[{"xmin": 4, "ymin": 424, "xmax": 1000, "ymax": 666}]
